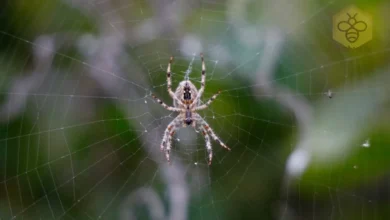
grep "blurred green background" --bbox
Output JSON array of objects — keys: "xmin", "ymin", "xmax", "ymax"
[{"xmin": 0, "ymin": 0, "xmax": 390, "ymax": 219}]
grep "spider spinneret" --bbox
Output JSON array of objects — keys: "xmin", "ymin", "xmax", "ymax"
[{"xmin": 152, "ymin": 54, "xmax": 230, "ymax": 165}]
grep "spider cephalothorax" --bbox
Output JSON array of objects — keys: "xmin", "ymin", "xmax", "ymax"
[
  {"xmin": 174, "ymin": 81, "xmax": 198, "ymax": 106},
  {"xmin": 152, "ymin": 54, "xmax": 230, "ymax": 165},
  {"xmin": 182, "ymin": 82, "xmax": 193, "ymax": 103}
]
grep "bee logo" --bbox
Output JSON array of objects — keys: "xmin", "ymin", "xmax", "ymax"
[
  {"xmin": 337, "ymin": 13, "xmax": 367, "ymax": 43},
  {"xmin": 333, "ymin": 5, "xmax": 372, "ymax": 48}
]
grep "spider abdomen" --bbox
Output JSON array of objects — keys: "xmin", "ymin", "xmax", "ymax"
[{"xmin": 185, "ymin": 118, "xmax": 193, "ymax": 125}]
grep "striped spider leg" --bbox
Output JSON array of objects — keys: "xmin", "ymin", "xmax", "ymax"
[
  {"xmin": 189, "ymin": 53, "xmax": 207, "ymax": 109},
  {"xmin": 160, "ymin": 116, "xmax": 182, "ymax": 164},
  {"xmin": 194, "ymin": 113, "xmax": 230, "ymax": 165},
  {"xmin": 166, "ymin": 56, "xmax": 186, "ymax": 107}
]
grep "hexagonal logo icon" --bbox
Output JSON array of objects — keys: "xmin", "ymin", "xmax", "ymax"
[{"xmin": 333, "ymin": 5, "xmax": 372, "ymax": 48}]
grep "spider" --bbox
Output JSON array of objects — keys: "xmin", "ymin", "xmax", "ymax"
[{"xmin": 152, "ymin": 54, "xmax": 230, "ymax": 165}]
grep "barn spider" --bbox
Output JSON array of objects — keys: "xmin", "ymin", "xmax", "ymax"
[{"xmin": 152, "ymin": 54, "xmax": 230, "ymax": 165}]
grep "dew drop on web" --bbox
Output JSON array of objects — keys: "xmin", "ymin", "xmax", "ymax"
[{"xmin": 361, "ymin": 139, "xmax": 370, "ymax": 148}]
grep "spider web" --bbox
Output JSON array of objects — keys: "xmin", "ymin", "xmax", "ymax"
[{"xmin": 1, "ymin": 0, "xmax": 390, "ymax": 219}]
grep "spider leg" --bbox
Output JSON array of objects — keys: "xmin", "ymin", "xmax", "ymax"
[
  {"xmin": 165, "ymin": 128, "xmax": 176, "ymax": 164},
  {"xmin": 190, "ymin": 54, "xmax": 207, "ymax": 109},
  {"xmin": 198, "ymin": 53, "xmax": 206, "ymax": 99},
  {"xmin": 166, "ymin": 56, "xmax": 175, "ymax": 98},
  {"xmin": 166, "ymin": 56, "xmax": 187, "ymax": 107},
  {"xmin": 195, "ymin": 90, "xmax": 221, "ymax": 111},
  {"xmin": 152, "ymin": 94, "xmax": 182, "ymax": 112},
  {"xmin": 200, "ymin": 127, "xmax": 213, "ymax": 165},
  {"xmin": 195, "ymin": 114, "xmax": 231, "ymax": 151},
  {"xmin": 161, "ymin": 116, "xmax": 182, "ymax": 164}
]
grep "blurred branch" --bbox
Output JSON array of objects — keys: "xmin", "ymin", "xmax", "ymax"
[
  {"xmin": 253, "ymin": 28, "xmax": 314, "ymax": 220},
  {"xmin": 0, "ymin": 32, "xmax": 86, "ymax": 122},
  {"xmin": 120, "ymin": 187, "xmax": 165, "ymax": 220},
  {"xmin": 254, "ymin": 29, "xmax": 314, "ymax": 180},
  {"xmin": 132, "ymin": 0, "xmax": 194, "ymax": 44},
  {"xmin": 227, "ymin": 1, "xmax": 314, "ymax": 219},
  {"xmin": 0, "ymin": 35, "xmax": 54, "ymax": 122}
]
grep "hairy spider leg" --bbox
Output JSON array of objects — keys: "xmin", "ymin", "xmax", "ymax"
[
  {"xmin": 166, "ymin": 56, "xmax": 174, "ymax": 96},
  {"xmin": 195, "ymin": 114, "xmax": 231, "ymax": 151},
  {"xmin": 161, "ymin": 116, "xmax": 182, "ymax": 164},
  {"xmin": 188, "ymin": 53, "xmax": 206, "ymax": 109},
  {"xmin": 200, "ymin": 126, "xmax": 213, "ymax": 165},
  {"xmin": 152, "ymin": 94, "xmax": 182, "ymax": 112},
  {"xmin": 166, "ymin": 128, "xmax": 176, "ymax": 164},
  {"xmin": 198, "ymin": 53, "xmax": 206, "ymax": 98},
  {"xmin": 166, "ymin": 56, "xmax": 186, "ymax": 106},
  {"xmin": 195, "ymin": 90, "xmax": 221, "ymax": 111}
]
